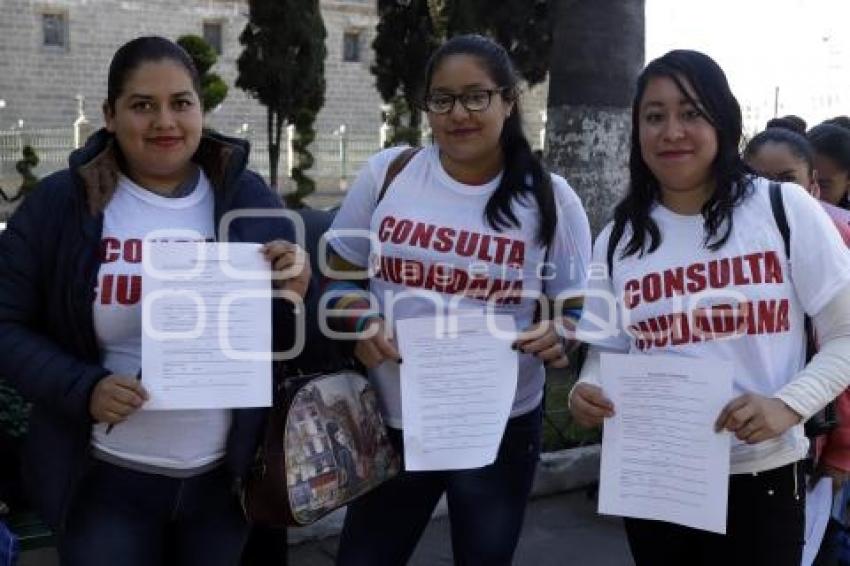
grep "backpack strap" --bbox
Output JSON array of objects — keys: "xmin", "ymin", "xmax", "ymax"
[
  {"xmin": 769, "ymin": 181, "xmax": 791, "ymax": 259},
  {"xmin": 769, "ymin": 181, "xmax": 819, "ymax": 364},
  {"xmin": 377, "ymin": 147, "xmax": 421, "ymax": 204}
]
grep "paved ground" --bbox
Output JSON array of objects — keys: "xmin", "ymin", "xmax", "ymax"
[{"xmin": 19, "ymin": 489, "xmax": 632, "ymax": 565}]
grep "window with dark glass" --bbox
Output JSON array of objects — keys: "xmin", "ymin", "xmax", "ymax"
[
  {"xmin": 203, "ymin": 21, "xmax": 224, "ymax": 55},
  {"xmin": 42, "ymin": 13, "xmax": 67, "ymax": 48},
  {"xmin": 343, "ymin": 31, "xmax": 361, "ymax": 63}
]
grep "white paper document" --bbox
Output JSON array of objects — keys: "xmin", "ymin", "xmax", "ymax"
[
  {"xmin": 141, "ymin": 241, "xmax": 272, "ymax": 410},
  {"xmin": 396, "ymin": 313, "xmax": 518, "ymax": 471},
  {"xmin": 598, "ymin": 353, "xmax": 733, "ymax": 534}
]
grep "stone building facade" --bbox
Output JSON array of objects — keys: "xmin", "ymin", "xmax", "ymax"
[
  {"xmin": 0, "ymin": 0, "xmax": 385, "ymax": 136},
  {"xmin": 0, "ymin": 0, "xmax": 546, "ymax": 138}
]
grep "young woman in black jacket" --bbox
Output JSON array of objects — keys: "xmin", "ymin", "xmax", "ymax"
[{"xmin": 0, "ymin": 36, "xmax": 309, "ymax": 566}]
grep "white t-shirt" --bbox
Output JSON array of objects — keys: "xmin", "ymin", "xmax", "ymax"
[
  {"xmin": 578, "ymin": 177, "xmax": 850, "ymax": 474},
  {"xmin": 90, "ymin": 172, "xmax": 232, "ymax": 470},
  {"xmin": 328, "ymin": 145, "xmax": 592, "ymax": 428}
]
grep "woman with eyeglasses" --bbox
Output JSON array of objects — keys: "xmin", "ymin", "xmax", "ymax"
[{"xmin": 323, "ymin": 34, "xmax": 591, "ymax": 565}]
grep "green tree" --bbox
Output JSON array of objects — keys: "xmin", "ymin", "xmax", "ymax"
[
  {"xmin": 372, "ymin": 0, "xmax": 553, "ymax": 146},
  {"xmin": 176, "ymin": 35, "xmax": 228, "ymax": 113},
  {"xmin": 444, "ymin": 0, "xmax": 552, "ymax": 85},
  {"xmin": 372, "ymin": 0, "xmax": 438, "ymax": 146},
  {"xmin": 236, "ymin": 0, "xmax": 327, "ymax": 207},
  {"xmin": 0, "ymin": 380, "xmax": 29, "ymax": 439}
]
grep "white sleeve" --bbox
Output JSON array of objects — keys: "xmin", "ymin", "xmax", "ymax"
[
  {"xmin": 575, "ymin": 224, "xmax": 632, "ymax": 352},
  {"xmin": 775, "ymin": 283, "xmax": 850, "ymax": 419},
  {"xmin": 783, "ymin": 183, "xmax": 850, "ymax": 314},
  {"xmin": 544, "ymin": 175, "xmax": 592, "ymax": 297},
  {"xmin": 326, "ymin": 146, "xmax": 408, "ymax": 267}
]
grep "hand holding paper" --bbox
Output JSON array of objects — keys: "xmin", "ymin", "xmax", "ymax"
[
  {"xmin": 396, "ymin": 313, "xmax": 517, "ymax": 471},
  {"xmin": 598, "ymin": 353, "xmax": 733, "ymax": 534},
  {"xmin": 141, "ymin": 241, "xmax": 273, "ymax": 410},
  {"xmin": 570, "ymin": 382, "xmax": 615, "ymax": 428},
  {"xmin": 714, "ymin": 393, "xmax": 802, "ymax": 444}
]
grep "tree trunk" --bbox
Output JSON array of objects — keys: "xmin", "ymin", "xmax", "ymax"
[{"xmin": 545, "ymin": 0, "xmax": 645, "ymax": 236}]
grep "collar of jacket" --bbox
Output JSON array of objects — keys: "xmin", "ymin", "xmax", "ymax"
[{"xmin": 69, "ymin": 128, "xmax": 251, "ymax": 216}]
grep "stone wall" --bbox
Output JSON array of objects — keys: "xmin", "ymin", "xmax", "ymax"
[
  {"xmin": 0, "ymin": 0, "xmax": 546, "ymax": 140},
  {"xmin": 0, "ymin": 0, "xmax": 383, "ymax": 138},
  {"xmin": 0, "ymin": 0, "xmax": 548, "ymax": 192}
]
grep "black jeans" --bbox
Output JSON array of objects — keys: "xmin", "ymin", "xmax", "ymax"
[
  {"xmin": 336, "ymin": 404, "xmax": 542, "ymax": 566},
  {"xmin": 624, "ymin": 461, "xmax": 806, "ymax": 566},
  {"xmin": 59, "ymin": 460, "xmax": 249, "ymax": 566}
]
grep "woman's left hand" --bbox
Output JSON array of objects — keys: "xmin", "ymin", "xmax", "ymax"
[
  {"xmin": 514, "ymin": 319, "xmax": 575, "ymax": 369},
  {"xmin": 262, "ymin": 240, "xmax": 311, "ymax": 300},
  {"xmin": 714, "ymin": 393, "xmax": 802, "ymax": 444}
]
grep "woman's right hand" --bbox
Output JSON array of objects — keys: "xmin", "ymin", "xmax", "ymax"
[
  {"xmin": 569, "ymin": 383, "xmax": 615, "ymax": 428},
  {"xmin": 89, "ymin": 374, "xmax": 148, "ymax": 424},
  {"xmin": 354, "ymin": 318, "xmax": 402, "ymax": 369}
]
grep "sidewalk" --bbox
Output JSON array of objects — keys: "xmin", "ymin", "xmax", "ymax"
[
  {"xmin": 20, "ymin": 489, "xmax": 631, "ymax": 566},
  {"xmin": 289, "ymin": 489, "xmax": 632, "ymax": 565}
]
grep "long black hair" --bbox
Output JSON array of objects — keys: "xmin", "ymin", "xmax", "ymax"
[
  {"xmin": 422, "ymin": 34, "xmax": 555, "ymax": 247},
  {"xmin": 106, "ymin": 36, "xmax": 201, "ymax": 111},
  {"xmin": 610, "ymin": 49, "xmax": 751, "ymax": 262}
]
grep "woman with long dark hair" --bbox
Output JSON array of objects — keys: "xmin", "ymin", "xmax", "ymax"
[
  {"xmin": 570, "ymin": 50, "xmax": 850, "ymax": 564},
  {"xmin": 324, "ymin": 34, "xmax": 591, "ymax": 565}
]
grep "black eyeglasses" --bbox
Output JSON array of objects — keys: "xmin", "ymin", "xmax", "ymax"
[{"xmin": 422, "ymin": 88, "xmax": 508, "ymax": 114}]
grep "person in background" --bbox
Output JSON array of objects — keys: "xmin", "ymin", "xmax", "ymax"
[
  {"xmin": 745, "ymin": 127, "xmax": 850, "ymax": 565},
  {"xmin": 825, "ymin": 116, "xmax": 850, "ymax": 132},
  {"xmin": 766, "ymin": 115, "xmax": 808, "ymax": 136},
  {"xmin": 0, "ymin": 36, "xmax": 310, "ymax": 566},
  {"xmin": 809, "ymin": 123, "xmax": 850, "ymax": 210},
  {"xmin": 746, "ymin": 127, "xmax": 820, "ymax": 194},
  {"xmin": 571, "ymin": 49, "xmax": 850, "ymax": 565}
]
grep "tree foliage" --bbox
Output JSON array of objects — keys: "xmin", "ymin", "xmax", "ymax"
[
  {"xmin": 372, "ymin": 0, "xmax": 439, "ymax": 144},
  {"xmin": 443, "ymin": 0, "xmax": 552, "ymax": 85},
  {"xmin": 372, "ymin": 0, "xmax": 553, "ymax": 145},
  {"xmin": 176, "ymin": 35, "xmax": 228, "ymax": 113},
  {"xmin": 0, "ymin": 145, "xmax": 39, "ymax": 203},
  {"xmin": 236, "ymin": 0, "xmax": 326, "ymax": 206}
]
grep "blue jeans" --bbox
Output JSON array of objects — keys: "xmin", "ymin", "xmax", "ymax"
[
  {"xmin": 0, "ymin": 519, "xmax": 18, "ymax": 566},
  {"xmin": 337, "ymin": 404, "xmax": 542, "ymax": 566},
  {"xmin": 59, "ymin": 460, "xmax": 248, "ymax": 566}
]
